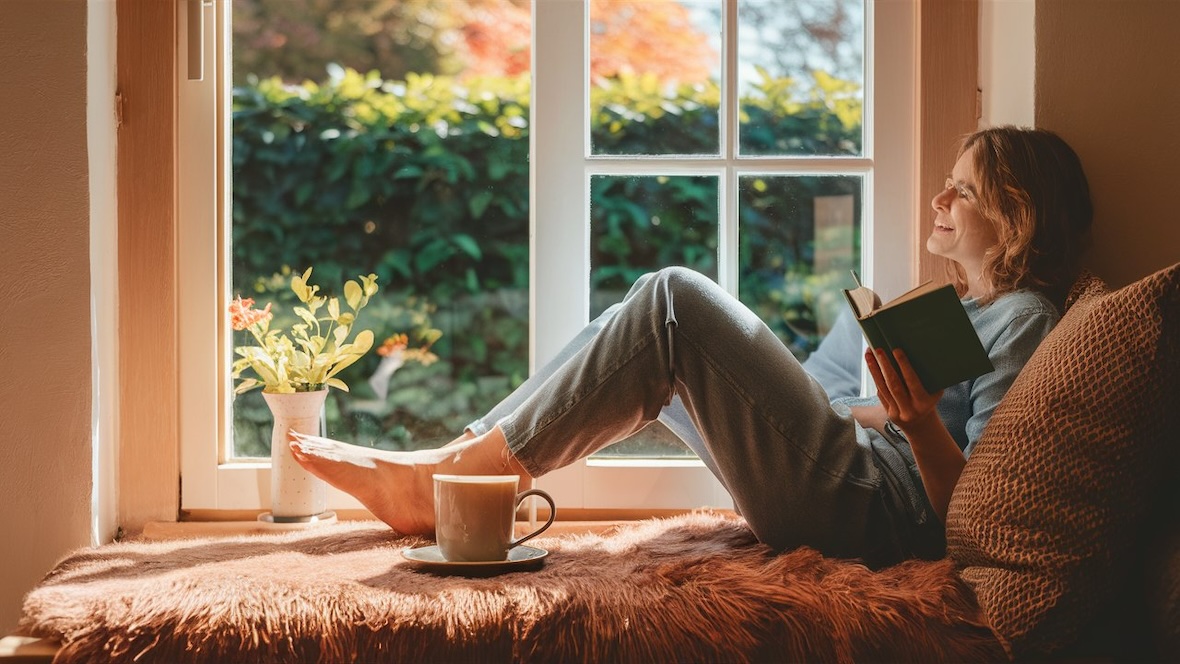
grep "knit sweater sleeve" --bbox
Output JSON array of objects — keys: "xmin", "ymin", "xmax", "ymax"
[
  {"xmin": 801, "ymin": 307, "xmax": 864, "ymax": 400},
  {"xmin": 961, "ymin": 297, "xmax": 1058, "ymax": 458}
]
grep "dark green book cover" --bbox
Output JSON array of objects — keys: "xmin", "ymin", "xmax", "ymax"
[{"xmin": 842, "ymin": 282, "xmax": 994, "ymax": 392}]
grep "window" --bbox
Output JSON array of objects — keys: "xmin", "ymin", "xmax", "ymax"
[
  {"xmin": 529, "ymin": 0, "xmax": 917, "ymax": 510},
  {"xmin": 176, "ymin": 0, "xmax": 920, "ymax": 515}
]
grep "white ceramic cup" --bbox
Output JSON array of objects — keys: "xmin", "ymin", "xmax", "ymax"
[{"xmin": 433, "ymin": 474, "xmax": 556, "ymax": 562}]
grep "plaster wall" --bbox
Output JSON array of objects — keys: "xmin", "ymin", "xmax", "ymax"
[
  {"xmin": 1036, "ymin": 0, "xmax": 1180, "ymax": 287},
  {"xmin": 980, "ymin": 0, "xmax": 1035, "ymax": 128},
  {"xmin": 0, "ymin": 0, "xmax": 95, "ymax": 634}
]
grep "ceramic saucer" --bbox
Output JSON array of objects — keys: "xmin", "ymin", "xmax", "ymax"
[{"xmin": 402, "ymin": 544, "xmax": 548, "ymax": 576}]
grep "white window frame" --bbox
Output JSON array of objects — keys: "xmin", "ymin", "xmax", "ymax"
[
  {"xmin": 177, "ymin": 0, "xmax": 917, "ymax": 513},
  {"xmin": 530, "ymin": 0, "xmax": 916, "ymax": 510}
]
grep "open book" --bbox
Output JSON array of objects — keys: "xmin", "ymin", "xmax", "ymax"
[{"xmin": 843, "ymin": 273, "xmax": 994, "ymax": 392}]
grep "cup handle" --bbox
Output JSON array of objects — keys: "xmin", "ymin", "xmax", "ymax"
[{"xmin": 509, "ymin": 488, "xmax": 556, "ymax": 548}]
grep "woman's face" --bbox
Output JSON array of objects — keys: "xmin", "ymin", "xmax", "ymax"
[{"xmin": 926, "ymin": 145, "xmax": 1000, "ymax": 271}]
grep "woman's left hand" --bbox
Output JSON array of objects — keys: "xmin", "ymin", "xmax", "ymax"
[{"xmin": 865, "ymin": 348, "xmax": 943, "ymax": 430}]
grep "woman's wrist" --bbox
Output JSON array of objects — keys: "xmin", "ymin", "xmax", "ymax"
[
  {"xmin": 891, "ymin": 409, "xmax": 944, "ymax": 440},
  {"xmin": 848, "ymin": 405, "xmax": 887, "ymax": 432}
]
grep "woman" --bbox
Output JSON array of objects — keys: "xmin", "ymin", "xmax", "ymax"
[{"xmin": 290, "ymin": 126, "xmax": 1093, "ymax": 567}]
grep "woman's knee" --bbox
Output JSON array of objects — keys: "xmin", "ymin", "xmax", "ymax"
[
  {"xmin": 648, "ymin": 266, "xmax": 717, "ymax": 300},
  {"xmin": 622, "ymin": 267, "xmax": 731, "ymax": 330},
  {"xmin": 626, "ymin": 267, "xmax": 694, "ymax": 297},
  {"xmin": 652, "ymin": 267, "xmax": 731, "ymax": 314}
]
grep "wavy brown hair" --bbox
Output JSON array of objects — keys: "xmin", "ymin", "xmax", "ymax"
[{"xmin": 949, "ymin": 126, "xmax": 1093, "ymax": 308}]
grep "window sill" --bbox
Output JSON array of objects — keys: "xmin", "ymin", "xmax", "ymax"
[
  {"xmin": 0, "ymin": 636, "xmax": 57, "ymax": 662},
  {"xmin": 149, "ymin": 509, "xmax": 733, "ymax": 542}
]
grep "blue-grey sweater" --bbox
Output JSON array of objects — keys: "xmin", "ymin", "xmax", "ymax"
[{"xmin": 802, "ymin": 288, "xmax": 1059, "ymax": 527}]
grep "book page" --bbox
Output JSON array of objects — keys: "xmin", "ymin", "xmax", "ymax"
[
  {"xmin": 845, "ymin": 286, "xmax": 881, "ymax": 317},
  {"xmin": 879, "ymin": 281, "xmax": 940, "ymax": 310}
]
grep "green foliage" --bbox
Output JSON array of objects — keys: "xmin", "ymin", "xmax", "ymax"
[
  {"xmin": 230, "ymin": 268, "xmax": 379, "ymax": 395},
  {"xmin": 741, "ymin": 68, "xmax": 863, "ymax": 156},
  {"xmin": 231, "ymin": 0, "xmax": 473, "ymax": 86},
  {"xmin": 588, "ymin": 68, "xmax": 862, "ymax": 156},
  {"xmin": 231, "ymin": 66, "xmax": 863, "ymax": 453}
]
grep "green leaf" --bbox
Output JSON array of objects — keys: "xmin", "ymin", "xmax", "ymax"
[
  {"xmin": 468, "ymin": 190, "xmax": 494, "ymax": 219},
  {"xmin": 345, "ymin": 183, "xmax": 369, "ymax": 210},
  {"xmin": 294, "ymin": 182, "xmax": 314, "ymax": 206},
  {"xmin": 451, "ymin": 234, "xmax": 482, "ymax": 260},
  {"xmin": 393, "ymin": 165, "xmax": 423, "ymax": 179},
  {"xmin": 325, "ymin": 158, "xmax": 350, "ymax": 183},
  {"xmin": 414, "ymin": 239, "xmax": 453, "ymax": 273},
  {"xmin": 488, "ymin": 159, "xmax": 509, "ymax": 181}
]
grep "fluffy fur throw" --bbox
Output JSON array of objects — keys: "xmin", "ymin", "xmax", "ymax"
[{"xmin": 20, "ymin": 511, "xmax": 1003, "ymax": 663}]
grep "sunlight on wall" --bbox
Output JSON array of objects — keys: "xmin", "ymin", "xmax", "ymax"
[{"xmin": 89, "ymin": 0, "xmax": 120, "ymax": 549}]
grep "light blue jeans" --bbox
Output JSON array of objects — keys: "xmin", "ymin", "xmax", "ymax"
[{"xmin": 467, "ymin": 267, "xmax": 928, "ymax": 565}]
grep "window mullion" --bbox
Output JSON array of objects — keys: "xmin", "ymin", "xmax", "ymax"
[
  {"xmin": 530, "ymin": 0, "xmax": 594, "ymax": 509},
  {"xmin": 533, "ymin": 0, "xmax": 589, "ymax": 369},
  {"xmin": 720, "ymin": 0, "xmax": 739, "ymax": 295}
]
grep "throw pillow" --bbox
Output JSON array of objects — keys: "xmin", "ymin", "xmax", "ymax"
[{"xmin": 945, "ymin": 262, "xmax": 1180, "ymax": 659}]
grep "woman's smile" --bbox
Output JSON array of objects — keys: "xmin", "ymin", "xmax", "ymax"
[{"xmin": 926, "ymin": 144, "xmax": 1000, "ymax": 295}]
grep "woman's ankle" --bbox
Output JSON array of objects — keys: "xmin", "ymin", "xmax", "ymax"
[{"xmin": 447, "ymin": 426, "xmax": 532, "ymax": 478}]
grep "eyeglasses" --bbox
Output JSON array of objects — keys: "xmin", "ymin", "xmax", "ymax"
[{"xmin": 944, "ymin": 178, "xmax": 975, "ymax": 200}]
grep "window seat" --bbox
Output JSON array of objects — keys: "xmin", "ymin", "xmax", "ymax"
[
  {"xmin": 11, "ymin": 263, "xmax": 1180, "ymax": 661},
  {"xmin": 13, "ymin": 511, "xmax": 1004, "ymax": 662}
]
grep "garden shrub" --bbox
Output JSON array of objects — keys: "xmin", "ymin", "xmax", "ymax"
[{"xmin": 231, "ymin": 66, "xmax": 862, "ymax": 453}]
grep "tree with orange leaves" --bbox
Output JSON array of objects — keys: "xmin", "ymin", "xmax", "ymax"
[
  {"xmin": 234, "ymin": 0, "xmax": 716, "ymax": 85},
  {"xmin": 588, "ymin": 0, "xmax": 716, "ymax": 84},
  {"xmin": 454, "ymin": 0, "xmax": 716, "ymax": 84},
  {"xmin": 453, "ymin": 0, "xmax": 532, "ymax": 78}
]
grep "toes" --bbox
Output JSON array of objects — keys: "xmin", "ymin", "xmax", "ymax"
[
  {"xmin": 288, "ymin": 442, "xmax": 308, "ymax": 463},
  {"xmin": 288, "ymin": 433, "xmax": 340, "ymax": 459}
]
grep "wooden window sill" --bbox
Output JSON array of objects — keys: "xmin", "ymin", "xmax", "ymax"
[
  {"xmin": 143, "ymin": 517, "xmax": 639, "ymax": 542},
  {"xmin": 156, "ymin": 507, "xmax": 724, "ymax": 541},
  {"xmin": 0, "ymin": 635, "xmax": 58, "ymax": 662}
]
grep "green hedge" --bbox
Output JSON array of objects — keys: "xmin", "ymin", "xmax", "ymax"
[{"xmin": 230, "ymin": 66, "xmax": 862, "ymax": 454}]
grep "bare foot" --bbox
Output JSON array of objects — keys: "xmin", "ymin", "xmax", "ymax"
[
  {"xmin": 442, "ymin": 430, "xmax": 476, "ymax": 447},
  {"xmin": 287, "ymin": 427, "xmax": 527, "ymax": 535}
]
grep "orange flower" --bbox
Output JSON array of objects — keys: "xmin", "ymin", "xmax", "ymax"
[
  {"xmin": 376, "ymin": 334, "xmax": 409, "ymax": 358},
  {"xmin": 229, "ymin": 296, "xmax": 273, "ymax": 331}
]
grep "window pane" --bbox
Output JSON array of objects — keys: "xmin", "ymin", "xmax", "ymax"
[
  {"xmin": 589, "ymin": 174, "xmax": 719, "ymax": 317},
  {"xmin": 589, "ymin": 0, "xmax": 722, "ymax": 156},
  {"xmin": 738, "ymin": 175, "xmax": 861, "ymax": 359},
  {"xmin": 230, "ymin": 0, "xmax": 531, "ymax": 458},
  {"xmin": 588, "ymin": 174, "xmax": 718, "ymax": 458},
  {"xmin": 737, "ymin": 0, "xmax": 864, "ymax": 156}
]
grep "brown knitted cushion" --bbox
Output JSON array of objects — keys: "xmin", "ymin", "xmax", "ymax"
[
  {"xmin": 1147, "ymin": 518, "xmax": 1180, "ymax": 658},
  {"xmin": 946, "ymin": 263, "xmax": 1180, "ymax": 659}
]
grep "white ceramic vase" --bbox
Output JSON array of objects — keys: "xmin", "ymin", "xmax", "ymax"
[{"xmin": 262, "ymin": 389, "xmax": 329, "ymax": 520}]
